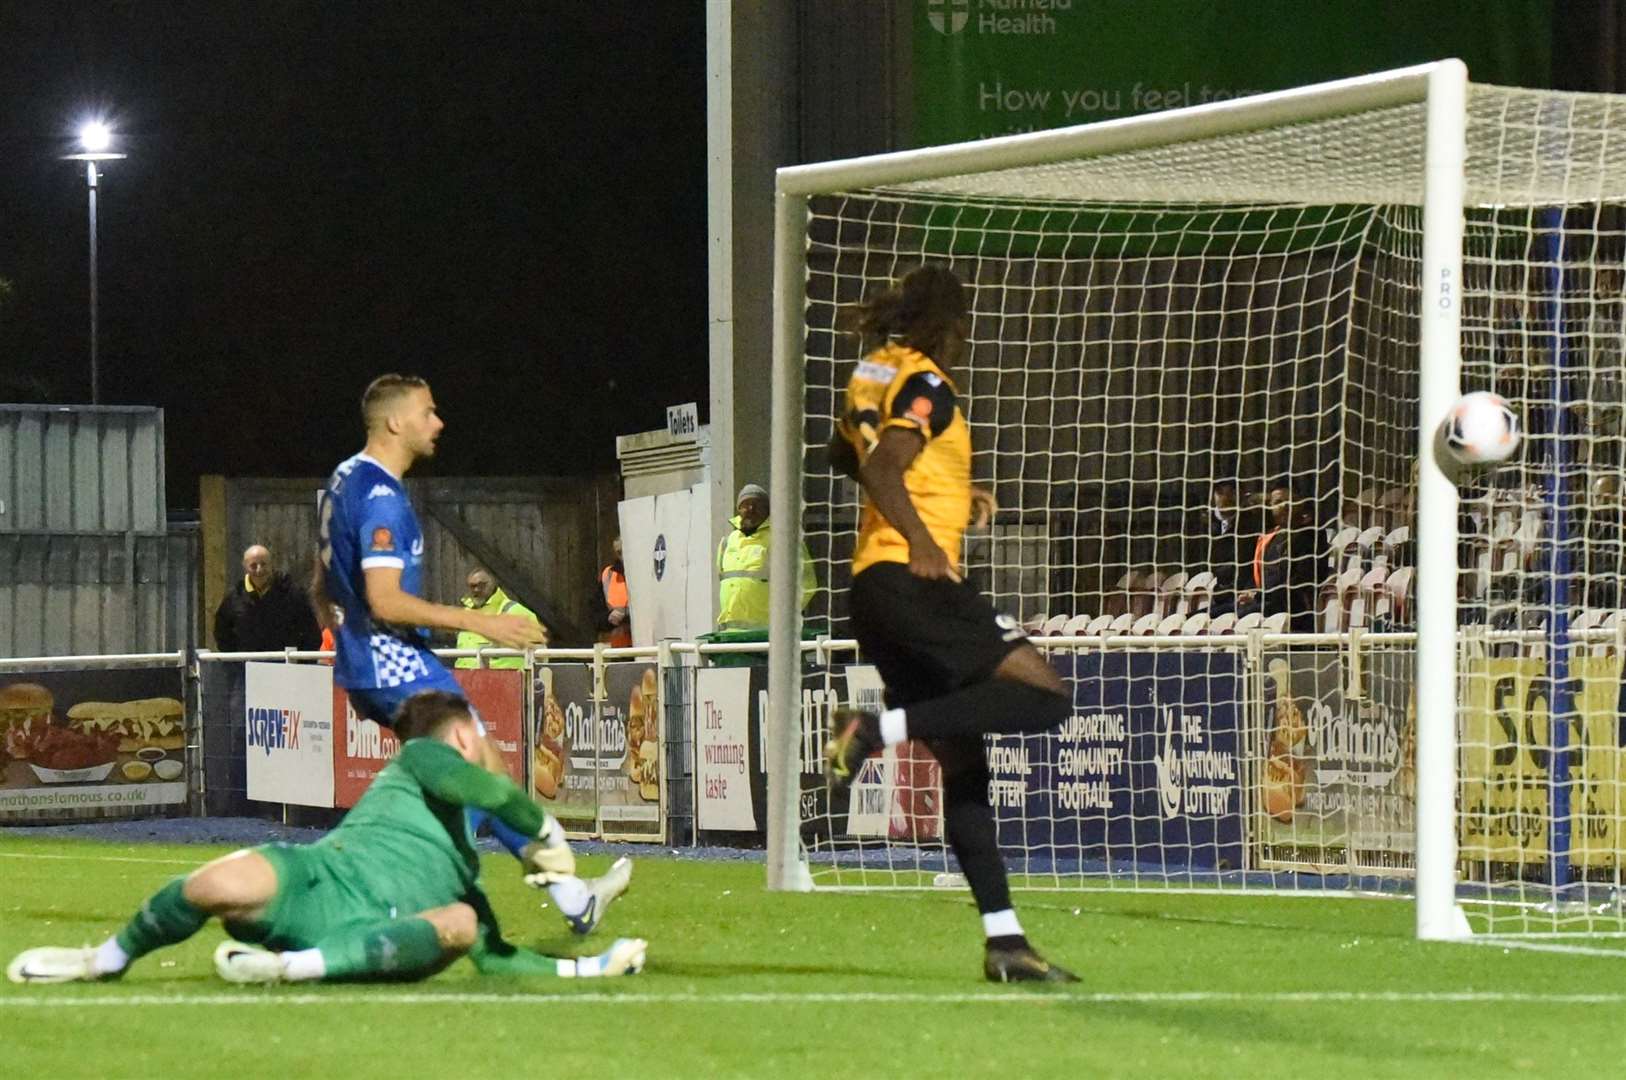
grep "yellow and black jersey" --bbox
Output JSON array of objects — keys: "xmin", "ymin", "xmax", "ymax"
[{"xmin": 836, "ymin": 343, "xmax": 972, "ymax": 576}]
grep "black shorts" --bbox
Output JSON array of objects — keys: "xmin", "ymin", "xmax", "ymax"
[{"xmin": 848, "ymin": 561, "xmax": 1026, "ymax": 708}]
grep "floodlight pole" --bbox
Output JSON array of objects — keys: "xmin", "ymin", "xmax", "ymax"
[
  {"xmin": 66, "ymin": 124, "xmax": 124, "ymax": 406},
  {"xmin": 86, "ymin": 160, "xmax": 100, "ymax": 405}
]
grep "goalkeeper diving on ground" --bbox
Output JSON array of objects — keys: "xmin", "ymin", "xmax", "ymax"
[{"xmin": 8, "ymin": 691, "xmax": 641, "ymax": 985}]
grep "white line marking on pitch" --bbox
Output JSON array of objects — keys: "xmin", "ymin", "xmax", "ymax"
[
  {"xmin": 1458, "ymin": 937, "xmax": 1626, "ymax": 959},
  {"xmin": 3, "ymin": 990, "xmax": 1626, "ymax": 1009},
  {"xmin": 0, "ymin": 851, "xmax": 197, "ymax": 866}
]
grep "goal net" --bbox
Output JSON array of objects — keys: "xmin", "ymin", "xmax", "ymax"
[{"xmin": 767, "ymin": 61, "xmax": 1626, "ymax": 944}]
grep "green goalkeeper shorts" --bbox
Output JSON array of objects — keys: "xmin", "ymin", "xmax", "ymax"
[{"xmin": 237, "ymin": 842, "xmax": 408, "ymax": 950}]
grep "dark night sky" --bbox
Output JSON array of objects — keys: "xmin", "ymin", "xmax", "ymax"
[{"xmin": 0, "ymin": 2, "xmax": 708, "ymax": 507}]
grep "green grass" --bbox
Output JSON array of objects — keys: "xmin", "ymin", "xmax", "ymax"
[{"xmin": 3, "ymin": 835, "xmax": 1626, "ymax": 1079}]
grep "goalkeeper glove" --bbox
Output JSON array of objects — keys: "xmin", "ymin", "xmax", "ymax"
[{"xmin": 520, "ymin": 815, "xmax": 576, "ymax": 886}]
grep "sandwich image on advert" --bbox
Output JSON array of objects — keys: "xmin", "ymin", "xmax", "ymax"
[
  {"xmin": 0, "ymin": 686, "xmax": 185, "ymax": 785},
  {"xmin": 533, "ymin": 690, "xmax": 567, "ymax": 799},
  {"xmin": 626, "ymin": 669, "xmax": 659, "ymax": 802}
]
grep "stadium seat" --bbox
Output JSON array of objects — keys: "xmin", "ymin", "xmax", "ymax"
[
  {"xmin": 1021, "ymin": 615, "xmax": 1048, "ymax": 635},
  {"xmin": 1517, "ymin": 510, "xmax": 1544, "ymax": 546},
  {"xmin": 1156, "ymin": 613, "xmax": 1185, "ymax": 636},
  {"xmin": 1322, "ymin": 593, "xmax": 1344, "ymax": 633},
  {"xmin": 1384, "ymin": 525, "xmax": 1410, "ymax": 557},
  {"xmin": 1041, "ymin": 614, "xmax": 1068, "ymax": 636},
  {"xmin": 1207, "ymin": 612, "xmax": 1237, "ymax": 636},
  {"xmin": 1336, "ymin": 565, "xmax": 1363, "ymax": 599},
  {"xmin": 1360, "ymin": 566, "xmax": 1387, "ymax": 597},
  {"xmin": 1234, "ymin": 612, "xmax": 1263, "ymax": 634},
  {"xmin": 1084, "ymin": 614, "xmax": 1113, "ymax": 636},
  {"xmin": 1347, "ymin": 593, "xmax": 1367, "ymax": 629},
  {"xmin": 1262, "ymin": 612, "xmax": 1287, "ymax": 634},
  {"xmin": 1180, "ymin": 612, "xmax": 1209, "ymax": 636},
  {"xmin": 1060, "ymin": 614, "xmax": 1092, "ymax": 636},
  {"xmin": 1387, "ymin": 566, "xmax": 1414, "ymax": 622},
  {"xmin": 1327, "ymin": 525, "xmax": 1361, "ymax": 569},
  {"xmin": 1107, "ymin": 613, "xmax": 1134, "ymax": 635},
  {"xmin": 1357, "ymin": 525, "xmax": 1386, "ymax": 553},
  {"xmin": 1184, "ymin": 571, "xmax": 1216, "ymax": 613},
  {"xmin": 1131, "ymin": 613, "xmax": 1161, "ymax": 636},
  {"xmin": 1159, "ymin": 571, "xmax": 1190, "ymax": 617}
]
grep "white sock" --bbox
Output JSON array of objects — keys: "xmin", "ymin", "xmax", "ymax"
[
  {"xmin": 556, "ymin": 957, "xmax": 579, "ymax": 977},
  {"xmin": 281, "ymin": 948, "xmax": 326, "ymax": 982},
  {"xmin": 92, "ymin": 937, "xmax": 129, "ymax": 976},
  {"xmin": 879, "ymin": 707, "xmax": 908, "ymax": 747},
  {"xmin": 981, "ymin": 909, "xmax": 1023, "ymax": 939},
  {"xmin": 549, "ymin": 877, "xmax": 592, "ymax": 918}
]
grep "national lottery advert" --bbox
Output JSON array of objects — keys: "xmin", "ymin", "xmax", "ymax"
[{"xmin": 1039, "ymin": 651, "xmax": 1243, "ymax": 870}]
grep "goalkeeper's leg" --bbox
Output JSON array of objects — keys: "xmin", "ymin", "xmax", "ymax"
[
  {"xmin": 9, "ymin": 848, "xmax": 276, "ymax": 983},
  {"xmin": 217, "ymin": 904, "xmax": 472, "ymax": 983}
]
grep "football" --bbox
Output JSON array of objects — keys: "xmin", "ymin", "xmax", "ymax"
[{"xmin": 1435, "ymin": 391, "xmax": 1521, "ymax": 480}]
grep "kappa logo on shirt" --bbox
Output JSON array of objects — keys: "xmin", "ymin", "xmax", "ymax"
[
  {"xmin": 371, "ymin": 527, "xmax": 394, "ymax": 552},
  {"xmin": 994, "ymin": 613, "xmax": 1026, "ymax": 642},
  {"xmin": 366, "ymin": 484, "xmax": 396, "ymax": 500},
  {"xmin": 410, "ymin": 538, "xmax": 424, "ymax": 557}
]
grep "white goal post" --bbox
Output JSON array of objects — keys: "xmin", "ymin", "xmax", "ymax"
[{"xmin": 768, "ymin": 59, "xmax": 1626, "ymax": 945}]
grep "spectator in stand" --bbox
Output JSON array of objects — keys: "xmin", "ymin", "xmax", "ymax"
[
  {"xmin": 214, "ymin": 545, "xmax": 321, "ymax": 653},
  {"xmin": 1239, "ymin": 483, "xmax": 1320, "ymax": 631},
  {"xmin": 1210, "ymin": 484, "xmax": 1264, "ymax": 617},
  {"xmin": 598, "ymin": 536, "xmax": 631, "ymax": 648},
  {"xmin": 716, "ymin": 483, "xmax": 817, "ymax": 631},
  {"xmin": 455, "ymin": 568, "xmax": 547, "ymax": 668}
]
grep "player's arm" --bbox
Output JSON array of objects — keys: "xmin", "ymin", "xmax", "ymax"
[
  {"xmin": 398, "ymin": 740, "xmax": 576, "ymax": 882},
  {"xmin": 399, "ymin": 738, "xmax": 545, "ymax": 831},
  {"xmin": 364, "ymin": 566, "xmax": 543, "ymax": 649},
  {"xmin": 859, "ymin": 428, "xmax": 960, "ymax": 582},
  {"xmin": 828, "ymin": 430, "xmax": 860, "ymax": 480}
]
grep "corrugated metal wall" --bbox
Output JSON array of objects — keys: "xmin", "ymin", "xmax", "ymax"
[
  {"xmin": 219, "ymin": 474, "xmax": 619, "ymax": 647},
  {"xmin": 0, "ymin": 406, "xmax": 195, "ymax": 655}
]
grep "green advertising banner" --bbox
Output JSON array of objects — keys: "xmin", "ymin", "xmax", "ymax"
[{"xmin": 913, "ymin": 0, "xmax": 1552, "ymax": 146}]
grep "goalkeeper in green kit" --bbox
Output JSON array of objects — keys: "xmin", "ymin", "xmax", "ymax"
[{"xmin": 7, "ymin": 691, "xmax": 644, "ymax": 985}]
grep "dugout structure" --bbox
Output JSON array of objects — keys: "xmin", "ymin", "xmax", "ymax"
[{"xmin": 767, "ymin": 61, "xmax": 1626, "ymax": 945}]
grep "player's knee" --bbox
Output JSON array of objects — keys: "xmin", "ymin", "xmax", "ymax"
[
  {"xmin": 183, "ymin": 853, "xmax": 274, "ymax": 916},
  {"xmin": 431, "ymin": 903, "xmax": 479, "ymax": 953}
]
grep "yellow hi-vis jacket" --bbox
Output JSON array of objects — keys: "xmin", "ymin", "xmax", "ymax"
[
  {"xmin": 716, "ymin": 517, "xmax": 817, "ymax": 631},
  {"xmin": 455, "ymin": 587, "xmax": 543, "ymax": 668}
]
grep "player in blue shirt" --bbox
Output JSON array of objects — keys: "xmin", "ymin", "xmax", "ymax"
[{"xmin": 314, "ymin": 374, "xmax": 628, "ymax": 936}]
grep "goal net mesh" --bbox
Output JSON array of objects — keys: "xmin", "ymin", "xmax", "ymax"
[{"xmin": 790, "ymin": 83, "xmax": 1626, "ymax": 939}]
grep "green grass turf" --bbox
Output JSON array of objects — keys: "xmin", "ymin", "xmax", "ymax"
[{"xmin": 3, "ymin": 835, "xmax": 1625, "ymax": 1079}]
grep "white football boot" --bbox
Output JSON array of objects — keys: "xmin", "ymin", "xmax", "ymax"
[
  {"xmin": 213, "ymin": 940, "xmax": 289, "ymax": 984},
  {"xmin": 567, "ymin": 937, "xmax": 647, "ymax": 978},
  {"xmin": 564, "ymin": 856, "xmax": 633, "ymax": 936},
  {"xmin": 7, "ymin": 946, "xmax": 104, "ymax": 984}
]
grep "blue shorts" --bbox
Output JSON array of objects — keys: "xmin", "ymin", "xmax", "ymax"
[{"xmin": 344, "ymin": 665, "xmax": 485, "ymax": 735}]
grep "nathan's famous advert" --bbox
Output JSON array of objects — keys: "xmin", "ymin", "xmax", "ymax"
[{"xmin": 0, "ymin": 681, "xmax": 186, "ymax": 800}]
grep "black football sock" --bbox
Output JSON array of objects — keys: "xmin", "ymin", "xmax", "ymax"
[{"xmin": 942, "ymin": 757, "xmax": 1014, "ymax": 917}]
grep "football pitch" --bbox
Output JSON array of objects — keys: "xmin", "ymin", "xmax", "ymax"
[{"xmin": 3, "ymin": 834, "xmax": 1624, "ymax": 1079}]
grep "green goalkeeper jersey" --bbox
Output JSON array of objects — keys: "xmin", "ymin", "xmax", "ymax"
[{"xmin": 316, "ymin": 738, "xmax": 543, "ymax": 907}]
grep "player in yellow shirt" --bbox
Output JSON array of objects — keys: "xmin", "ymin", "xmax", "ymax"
[{"xmin": 825, "ymin": 265, "xmax": 1077, "ymax": 984}]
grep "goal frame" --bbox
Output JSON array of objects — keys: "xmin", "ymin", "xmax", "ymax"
[{"xmin": 765, "ymin": 60, "xmax": 1470, "ymax": 941}]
